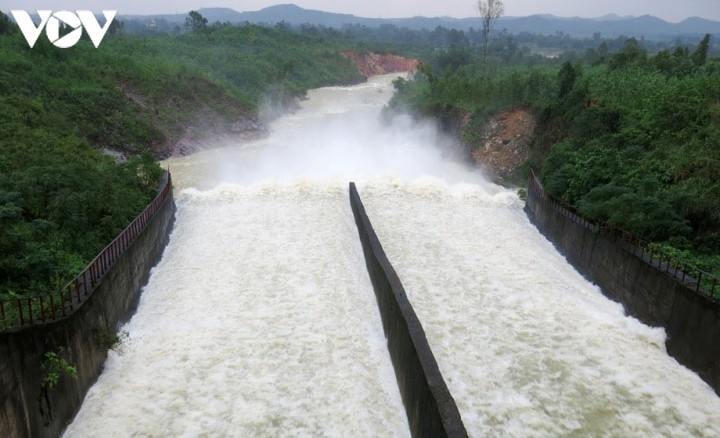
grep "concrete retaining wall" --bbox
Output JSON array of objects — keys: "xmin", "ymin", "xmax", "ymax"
[
  {"xmin": 349, "ymin": 183, "xmax": 467, "ymax": 438},
  {"xmin": 0, "ymin": 188, "xmax": 175, "ymax": 438},
  {"xmin": 525, "ymin": 180, "xmax": 720, "ymax": 395}
]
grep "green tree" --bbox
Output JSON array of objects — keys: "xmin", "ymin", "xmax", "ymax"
[
  {"xmin": 557, "ymin": 61, "xmax": 578, "ymax": 99},
  {"xmin": 609, "ymin": 38, "xmax": 647, "ymax": 69},
  {"xmin": 477, "ymin": 0, "xmax": 504, "ymax": 64},
  {"xmin": 107, "ymin": 19, "xmax": 125, "ymax": 38},
  {"xmin": 692, "ymin": 33, "xmax": 711, "ymax": 66},
  {"xmin": 185, "ymin": 10, "xmax": 208, "ymax": 34},
  {"xmin": 0, "ymin": 10, "xmax": 16, "ymax": 35}
]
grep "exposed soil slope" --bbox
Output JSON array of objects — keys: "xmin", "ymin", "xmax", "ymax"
[
  {"xmin": 342, "ymin": 52, "xmax": 419, "ymax": 77},
  {"xmin": 118, "ymin": 52, "xmax": 417, "ymax": 159},
  {"xmin": 465, "ymin": 108, "xmax": 537, "ymax": 186}
]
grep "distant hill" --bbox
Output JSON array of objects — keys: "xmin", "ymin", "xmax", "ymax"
[
  {"xmin": 120, "ymin": 4, "xmax": 720, "ymax": 40},
  {"xmin": 492, "ymin": 14, "xmax": 690, "ymax": 38}
]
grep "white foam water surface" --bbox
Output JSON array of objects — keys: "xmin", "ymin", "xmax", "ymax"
[
  {"xmin": 65, "ymin": 74, "xmax": 720, "ymax": 437},
  {"xmin": 361, "ymin": 178, "xmax": 720, "ymax": 437}
]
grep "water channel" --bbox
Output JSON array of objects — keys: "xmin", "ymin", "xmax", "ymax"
[{"xmin": 64, "ymin": 74, "xmax": 720, "ymax": 437}]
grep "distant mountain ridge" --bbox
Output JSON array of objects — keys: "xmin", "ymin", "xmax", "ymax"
[{"xmin": 120, "ymin": 4, "xmax": 720, "ymax": 39}]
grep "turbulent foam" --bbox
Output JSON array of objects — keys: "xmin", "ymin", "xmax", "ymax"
[
  {"xmin": 164, "ymin": 74, "xmax": 484, "ymax": 191},
  {"xmin": 67, "ymin": 73, "xmax": 720, "ymax": 437},
  {"xmin": 361, "ymin": 181, "xmax": 720, "ymax": 436},
  {"xmin": 64, "ymin": 183, "xmax": 409, "ymax": 437}
]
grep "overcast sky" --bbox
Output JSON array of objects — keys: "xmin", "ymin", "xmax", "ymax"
[{"xmin": 3, "ymin": 0, "xmax": 719, "ymax": 22}]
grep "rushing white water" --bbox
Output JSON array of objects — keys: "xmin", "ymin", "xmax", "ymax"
[
  {"xmin": 65, "ymin": 74, "xmax": 720, "ymax": 437},
  {"xmin": 361, "ymin": 180, "xmax": 720, "ymax": 436},
  {"xmin": 63, "ymin": 77, "xmax": 414, "ymax": 437}
]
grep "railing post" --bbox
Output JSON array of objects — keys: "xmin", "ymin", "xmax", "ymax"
[
  {"xmin": 697, "ymin": 271, "xmax": 703, "ymax": 292},
  {"xmin": 83, "ymin": 269, "xmax": 89, "ymax": 296},
  {"xmin": 60, "ymin": 289, "xmax": 67, "ymax": 317},
  {"xmin": 17, "ymin": 299, "xmax": 24, "ymax": 326},
  {"xmin": 26, "ymin": 299, "xmax": 33, "ymax": 325},
  {"xmin": 39, "ymin": 296, "xmax": 45, "ymax": 322}
]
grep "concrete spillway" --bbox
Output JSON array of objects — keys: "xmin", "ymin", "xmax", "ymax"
[
  {"xmin": 64, "ymin": 182, "xmax": 409, "ymax": 436},
  {"xmin": 65, "ymin": 75, "xmax": 720, "ymax": 436}
]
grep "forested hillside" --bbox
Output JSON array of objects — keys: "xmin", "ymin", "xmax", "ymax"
[
  {"xmin": 0, "ymin": 12, "xmax": 367, "ymax": 298},
  {"xmin": 389, "ymin": 34, "xmax": 720, "ymax": 279}
]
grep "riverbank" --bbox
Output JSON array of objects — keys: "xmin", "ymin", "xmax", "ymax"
[{"xmin": 155, "ymin": 52, "xmax": 420, "ymax": 159}]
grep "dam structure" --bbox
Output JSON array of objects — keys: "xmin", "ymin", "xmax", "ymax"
[{"xmin": 63, "ymin": 75, "xmax": 720, "ymax": 437}]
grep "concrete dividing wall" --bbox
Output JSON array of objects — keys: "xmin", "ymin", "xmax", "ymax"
[
  {"xmin": 525, "ymin": 180, "xmax": 720, "ymax": 395},
  {"xmin": 349, "ymin": 183, "xmax": 467, "ymax": 438},
  {"xmin": 0, "ymin": 189, "xmax": 176, "ymax": 438}
]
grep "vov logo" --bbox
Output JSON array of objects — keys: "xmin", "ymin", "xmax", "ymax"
[{"xmin": 11, "ymin": 10, "xmax": 117, "ymax": 49}]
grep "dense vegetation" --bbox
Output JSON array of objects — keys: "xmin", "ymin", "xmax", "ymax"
[
  {"xmin": 0, "ymin": 12, "xmax": 367, "ymax": 298},
  {"xmin": 390, "ymin": 34, "xmax": 720, "ymax": 280},
  {"xmin": 3, "ymin": 7, "xmax": 718, "ymax": 298},
  {"xmin": 0, "ymin": 25, "xmax": 164, "ymax": 297}
]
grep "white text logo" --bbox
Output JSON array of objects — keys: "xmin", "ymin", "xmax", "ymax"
[{"xmin": 11, "ymin": 10, "xmax": 117, "ymax": 48}]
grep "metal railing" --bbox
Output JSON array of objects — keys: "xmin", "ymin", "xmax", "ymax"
[
  {"xmin": 0, "ymin": 172, "xmax": 172, "ymax": 332},
  {"xmin": 528, "ymin": 170, "xmax": 719, "ymax": 299}
]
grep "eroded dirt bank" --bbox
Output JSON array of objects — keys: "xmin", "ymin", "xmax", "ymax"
[
  {"xmin": 462, "ymin": 108, "xmax": 537, "ymax": 186},
  {"xmin": 342, "ymin": 52, "xmax": 419, "ymax": 78},
  {"xmin": 130, "ymin": 52, "xmax": 418, "ymax": 159}
]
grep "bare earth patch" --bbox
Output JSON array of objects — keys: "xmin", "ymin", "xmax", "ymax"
[
  {"xmin": 342, "ymin": 52, "xmax": 419, "ymax": 78},
  {"xmin": 470, "ymin": 108, "xmax": 537, "ymax": 185}
]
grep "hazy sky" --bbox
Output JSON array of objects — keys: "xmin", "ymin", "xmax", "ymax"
[{"xmin": 3, "ymin": 0, "xmax": 719, "ymax": 22}]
